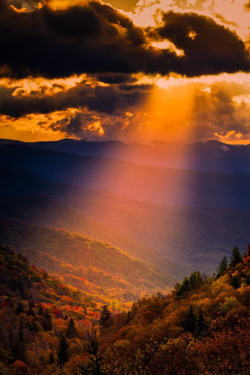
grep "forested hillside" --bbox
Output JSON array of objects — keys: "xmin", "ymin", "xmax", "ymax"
[
  {"xmin": 0, "ymin": 191, "xmax": 186, "ymax": 279},
  {"xmin": 0, "ymin": 244, "xmax": 99, "ymax": 374},
  {"xmin": 0, "ymin": 244, "xmax": 249, "ymax": 374},
  {"xmin": 0, "ymin": 217, "xmax": 172, "ymax": 301}
]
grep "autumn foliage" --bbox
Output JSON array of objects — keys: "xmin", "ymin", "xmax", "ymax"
[{"xmin": 0, "ymin": 244, "xmax": 249, "ymax": 374}]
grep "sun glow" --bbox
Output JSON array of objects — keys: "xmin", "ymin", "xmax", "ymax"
[{"xmin": 138, "ymin": 85, "xmax": 195, "ymax": 143}]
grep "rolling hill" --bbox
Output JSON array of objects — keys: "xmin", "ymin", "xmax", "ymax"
[
  {"xmin": 0, "ymin": 180, "xmax": 187, "ymax": 279},
  {"xmin": 0, "ymin": 166, "xmax": 249, "ymax": 273},
  {"xmin": 0, "ymin": 168, "xmax": 250, "ymax": 277},
  {"xmin": 0, "ymin": 217, "xmax": 173, "ymax": 296}
]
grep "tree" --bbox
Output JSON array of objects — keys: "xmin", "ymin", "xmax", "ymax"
[
  {"xmin": 217, "ymin": 256, "xmax": 228, "ymax": 278},
  {"xmin": 98, "ymin": 305, "xmax": 112, "ymax": 330},
  {"xmin": 182, "ymin": 305, "xmax": 196, "ymax": 333},
  {"xmin": 38, "ymin": 304, "xmax": 44, "ymax": 316},
  {"xmin": 80, "ymin": 325, "xmax": 106, "ymax": 375},
  {"xmin": 230, "ymin": 275, "xmax": 241, "ymax": 289},
  {"xmin": 16, "ymin": 302, "xmax": 24, "ymax": 315},
  {"xmin": 196, "ymin": 308, "xmax": 208, "ymax": 337},
  {"xmin": 176, "ymin": 277, "xmax": 190, "ymax": 297},
  {"xmin": 230, "ymin": 246, "xmax": 242, "ymax": 268},
  {"xmin": 66, "ymin": 317, "xmax": 77, "ymax": 338},
  {"xmin": 42, "ymin": 309, "xmax": 53, "ymax": 331},
  {"xmin": 189, "ymin": 271, "xmax": 204, "ymax": 290},
  {"xmin": 27, "ymin": 304, "xmax": 35, "ymax": 316},
  {"xmin": 57, "ymin": 336, "xmax": 69, "ymax": 368},
  {"xmin": 49, "ymin": 352, "xmax": 55, "ymax": 364}
]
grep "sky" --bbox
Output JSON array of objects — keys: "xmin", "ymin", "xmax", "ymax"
[{"xmin": 0, "ymin": 0, "xmax": 249, "ymax": 143}]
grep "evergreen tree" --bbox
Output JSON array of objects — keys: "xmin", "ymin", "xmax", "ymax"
[
  {"xmin": 189, "ymin": 271, "xmax": 204, "ymax": 290},
  {"xmin": 196, "ymin": 308, "xmax": 208, "ymax": 337},
  {"xmin": 16, "ymin": 302, "xmax": 24, "ymax": 315},
  {"xmin": 230, "ymin": 275, "xmax": 241, "ymax": 289},
  {"xmin": 49, "ymin": 352, "xmax": 55, "ymax": 364},
  {"xmin": 98, "ymin": 305, "xmax": 112, "ymax": 330},
  {"xmin": 27, "ymin": 304, "xmax": 35, "ymax": 316},
  {"xmin": 182, "ymin": 305, "xmax": 196, "ymax": 333},
  {"xmin": 217, "ymin": 256, "xmax": 228, "ymax": 278},
  {"xmin": 57, "ymin": 336, "xmax": 69, "ymax": 368},
  {"xmin": 176, "ymin": 277, "xmax": 190, "ymax": 297},
  {"xmin": 230, "ymin": 246, "xmax": 242, "ymax": 268},
  {"xmin": 80, "ymin": 326, "xmax": 105, "ymax": 375},
  {"xmin": 66, "ymin": 317, "xmax": 77, "ymax": 338},
  {"xmin": 42, "ymin": 309, "xmax": 53, "ymax": 331},
  {"xmin": 31, "ymin": 321, "xmax": 39, "ymax": 332},
  {"xmin": 38, "ymin": 304, "xmax": 44, "ymax": 316}
]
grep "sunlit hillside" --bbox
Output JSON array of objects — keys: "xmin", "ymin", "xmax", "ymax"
[{"xmin": 0, "ymin": 217, "xmax": 173, "ymax": 301}]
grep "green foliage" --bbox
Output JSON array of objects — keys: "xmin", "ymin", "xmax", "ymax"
[
  {"xmin": 176, "ymin": 277, "xmax": 190, "ymax": 297},
  {"xmin": 230, "ymin": 245, "xmax": 243, "ymax": 268},
  {"xmin": 176, "ymin": 271, "xmax": 204, "ymax": 297},
  {"xmin": 217, "ymin": 256, "xmax": 228, "ymax": 278},
  {"xmin": 189, "ymin": 271, "xmax": 204, "ymax": 290},
  {"xmin": 230, "ymin": 275, "xmax": 241, "ymax": 289}
]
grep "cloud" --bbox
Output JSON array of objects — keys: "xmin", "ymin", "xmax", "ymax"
[
  {"xmin": 46, "ymin": 81, "xmax": 250, "ymax": 142},
  {"xmin": 0, "ymin": 80, "xmax": 152, "ymax": 117},
  {"xmin": 149, "ymin": 11, "xmax": 250, "ymax": 76},
  {"xmin": 0, "ymin": 0, "xmax": 248, "ymax": 80},
  {"xmin": 245, "ymin": 1, "xmax": 250, "ymax": 9},
  {"xmin": 188, "ymin": 82, "xmax": 250, "ymax": 142}
]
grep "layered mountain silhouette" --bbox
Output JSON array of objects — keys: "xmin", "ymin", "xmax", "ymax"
[
  {"xmin": 0, "ymin": 143, "xmax": 250, "ymax": 209},
  {"xmin": 1, "ymin": 138, "xmax": 250, "ymax": 174}
]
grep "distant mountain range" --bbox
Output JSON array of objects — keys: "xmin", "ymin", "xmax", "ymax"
[
  {"xmin": 1, "ymin": 138, "xmax": 250, "ymax": 174},
  {"xmin": 0, "ymin": 143, "xmax": 250, "ymax": 209}
]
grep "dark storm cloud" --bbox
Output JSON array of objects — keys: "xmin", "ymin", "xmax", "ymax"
[
  {"xmin": 0, "ymin": 81, "xmax": 152, "ymax": 117},
  {"xmin": 149, "ymin": 11, "xmax": 250, "ymax": 76},
  {"xmin": 0, "ymin": 1, "xmax": 249, "ymax": 79},
  {"xmin": 0, "ymin": 0, "xmax": 153, "ymax": 78},
  {"xmin": 95, "ymin": 74, "xmax": 137, "ymax": 85}
]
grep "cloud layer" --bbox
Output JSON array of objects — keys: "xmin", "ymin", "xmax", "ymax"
[
  {"xmin": 0, "ymin": 0, "xmax": 249, "ymax": 143},
  {"xmin": 0, "ymin": 0, "xmax": 249, "ymax": 79}
]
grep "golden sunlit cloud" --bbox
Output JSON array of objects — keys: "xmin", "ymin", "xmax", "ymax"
[
  {"xmin": 131, "ymin": 0, "xmax": 250, "ymax": 41},
  {"xmin": 151, "ymin": 40, "xmax": 185, "ymax": 56},
  {"xmin": 0, "ymin": 74, "xmax": 101, "ymax": 97},
  {"xmin": 45, "ymin": 0, "xmax": 88, "ymax": 10}
]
